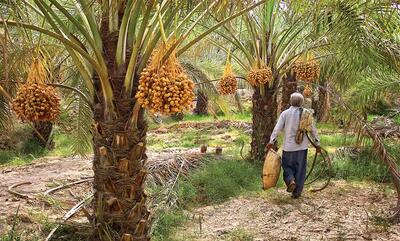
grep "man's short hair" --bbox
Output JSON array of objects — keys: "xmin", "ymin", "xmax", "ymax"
[{"xmin": 290, "ymin": 93, "xmax": 304, "ymax": 107}]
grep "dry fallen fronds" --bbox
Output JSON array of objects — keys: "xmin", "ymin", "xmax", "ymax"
[{"xmin": 146, "ymin": 153, "xmax": 206, "ymax": 186}]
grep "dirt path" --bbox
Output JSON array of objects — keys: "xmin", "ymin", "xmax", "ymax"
[
  {"xmin": 0, "ymin": 156, "xmax": 93, "ymax": 231},
  {"xmin": 176, "ymin": 181, "xmax": 400, "ymax": 241},
  {"xmin": 1, "ymin": 157, "xmax": 399, "ymax": 241},
  {"xmin": 0, "ymin": 148, "xmax": 207, "ymax": 236}
]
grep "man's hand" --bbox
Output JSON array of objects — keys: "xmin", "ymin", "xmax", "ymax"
[
  {"xmin": 265, "ymin": 143, "xmax": 275, "ymax": 152},
  {"xmin": 315, "ymin": 146, "xmax": 322, "ymax": 154}
]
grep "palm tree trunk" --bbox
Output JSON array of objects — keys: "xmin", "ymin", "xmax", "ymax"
[
  {"xmin": 315, "ymin": 81, "xmax": 330, "ymax": 122},
  {"xmin": 32, "ymin": 121, "xmax": 53, "ymax": 148},
  {"xmin": 92, "ymin": 99, "xmax": 150, "ymax": 241},
  {"xmin": 281, "ymin": 72, "xmax": 297, "ymax": 111},
  {"xmin": 251, "ymin": 82, "xmax": 278, "ymax": 161},
  {"xmin": 235, "ymin": 92, "xmax": 244, "ymax": 114},
  {"xmin": 91, "ymin": 20, "xmax": 150, "ymax": 241},
  {"xmin": 194, "ymin": 91, "xmax": 208, "ymax": 115}
]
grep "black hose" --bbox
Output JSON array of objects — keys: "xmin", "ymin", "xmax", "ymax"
[{"xmin": 305, "ymin": 132, "xmax": 333, "ymax": 192}]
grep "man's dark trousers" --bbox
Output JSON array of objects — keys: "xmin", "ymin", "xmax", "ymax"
[{"xmin": 282, "ymin": 149, "xmax": 308, "ymax": 197}]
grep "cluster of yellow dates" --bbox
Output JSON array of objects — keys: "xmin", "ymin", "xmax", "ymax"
[
  {"xmin": 12, "ymin": 59, "xmax": 60, "ymax": 122},
  {"xmin": 136, "ymin": 41, "xmax": 195, "ymax": 115},
  {"xmin": 218, "ymin": 63, "xmax": 237, "ymax": 95},
  {"xmin": 292, "ymin": 60, "xmax": 320, "ymax": 97}
]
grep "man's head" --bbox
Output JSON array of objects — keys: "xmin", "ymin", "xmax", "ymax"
[{"xmin": 290, "ymin": 92, "xmax": 304, "ymax": 107}]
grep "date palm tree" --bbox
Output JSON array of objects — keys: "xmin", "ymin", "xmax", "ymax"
[
  {"xmin": 209, "ymin": 0, "xmax": 331, "ymax": 160},
  {"xmin": 0, "ymin": 0, "xmax": 265, "ymax": 240},
  {"xmin": 210, "ymin": 0, "xmax": 400, "ymax": 161}
]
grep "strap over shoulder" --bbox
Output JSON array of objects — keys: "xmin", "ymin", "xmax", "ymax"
[
  {"xmin": 299, "ymin": 108, "xmax": 314, "ymax": 132},
  {"xmin": 295, "ymin": 108, "xmax": 314, "ymax": 144}
]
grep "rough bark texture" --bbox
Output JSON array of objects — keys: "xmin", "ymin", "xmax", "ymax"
[
  {"xmin": 235, "ymin": 92, "xmax": 244, "ymax": 114},
  {"xmin": 92, "ymin": 101, "xmax": 149, "ymax": 241},
  {"xmin": 281, "ymin": 72, "xmax": 297, "ymax": 111},
  {"xmin": 315, "ymin": 81, "xmax": 330, "ymax": 122},
  {"xmin": 32, "ymin": 121, "xmax": 53, "ymax": 148},
  {"xmin": 194, "ymin": 91, "xmax": 208, "ymax": 115},
  {"xmin": 251, "ymin": 82, "xmax": 278, "ymax": 161},
  {"xmin": 90, "ymin": 18, "xmax": 150, "ymax": 241}
]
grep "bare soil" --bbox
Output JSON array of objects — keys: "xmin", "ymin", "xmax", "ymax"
[
  {"xmin": 175, "ymin": 181, "xmax": 400, "ymax": 241},
  {"xmin": 1, "ymin": 156, "xmax": 399, "ymax": 241},
  {"xmin": 0, "ymin": 156, "xmax": 93, "ymax": 234},
  {"xmin": 0, "ymin": 149, "xmax": 204, "ymax": 238},
  {"xmin": 0, "ymin": 121, "xmax": 399, "ymax": 240}
]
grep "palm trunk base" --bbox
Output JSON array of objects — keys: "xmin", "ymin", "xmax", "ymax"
[{"xmin": 92, "ymin": 99, "xmax": 150, "ymax": 241}]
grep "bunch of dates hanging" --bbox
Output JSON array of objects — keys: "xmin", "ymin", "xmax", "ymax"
[
  {"xmin": 12, "ymin": 59, "xmax": 61, "ymax": 122},
  {"xmin": 136, "ymin": 40, "xmax": 195, "ymax": 115}
]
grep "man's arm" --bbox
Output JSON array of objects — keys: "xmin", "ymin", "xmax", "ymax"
[{"xmin": 269, "ymin": 112, "xmax": 285, "ymax": 144}]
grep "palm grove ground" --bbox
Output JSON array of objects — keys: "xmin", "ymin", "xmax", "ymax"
[{"xmin": 0, "ymin": 113, "xmax": 399, "ymax": 241}]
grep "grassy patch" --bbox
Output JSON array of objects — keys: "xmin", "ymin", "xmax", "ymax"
[
  {"xmin": 177, "ymin": 159, "xmax": 261, "ymax": 206},
  {"xmin": 0, "ymin": 150, "xmax": 38, "ymax": 166},
  {"xmin": 332, "ymin": 148, "xmax": 391, "ymax": 182},
  {"xmin": 319, "ymin": 134, "xmax": 358, "ymax": 148},
  {"xmin": 393, "ymin": 114, "xmax": 400, "ymax": 125},
  {"xmin": 227, "ymin": 228, "xmax": 254, "ymax": 241},
  {"xmin": 148, "ymin": 124, "xmax": 251, "ymax": 153},
  {"xmin": 151, "ymin": 156, "xmax": 261, "ymax": 240},
  {"xmin": 153, "ymin": 209, "xmax": 189, "ymax": 241},
  {"xmin": 0, "ymin": 131, "xmax": 75, "ymax": 166},
  {"xmin": 47, "ymin": 131, "xmax": 76, "ymax": 157}
]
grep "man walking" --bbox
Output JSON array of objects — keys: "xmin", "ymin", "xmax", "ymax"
[{"xmin": 266, "ymin": 93, "xmax": 321, "ymax": 198}]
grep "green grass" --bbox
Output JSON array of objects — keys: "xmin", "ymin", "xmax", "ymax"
[
  {"xmin": 332, "ymin": 148, "xmax": 392, "ymax": 182},
  {"xmin": 227, "ymin": 228, "xmax": 254, "ymax": 241},
  {"xmin": 153, "ymin": 209, "xmax": 189, "ymax": 241},
  {"xmin": 319, "ymin": 134, "xmax": 358, "ymax": 148},
  {"xmin": 0, "ymin": 130, "xmax": 77, "ymax": 166},
  {"xmin": 47, "ymin": 131, "xmax": 76, "ymax": 157},
  {"xmin": 177, "ymin": 159, "xmax": 261, "ymax": 206},
  {"xmin": 152, "ymin": 158, "xmax": 262, "ymax": 240},
  {"xmin": 393, "ymin": 114, "xmax": 400, "ymax": 125},
  {"xmin": 317, "ymin": 122, "xmax": 337, "ymax": 131}
]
